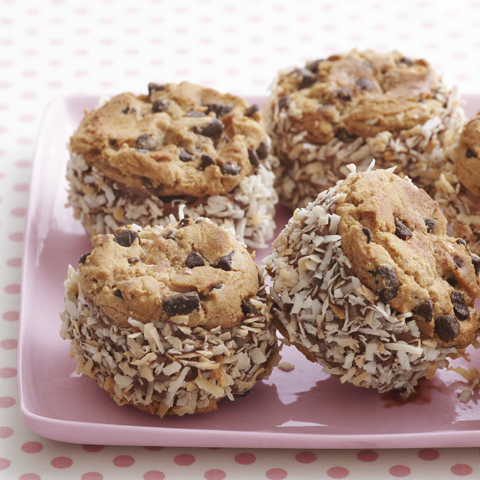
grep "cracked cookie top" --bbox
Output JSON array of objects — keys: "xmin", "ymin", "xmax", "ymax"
[
  {"xmin": 271, "ymin": 49, "xmax": 447, "ymax": 144},
  {"xmin": 77, "ymin": 218, "xmax": 260, "ymax": 329},
  {"xmin": 335, "ymin": 169, "xmax": 480, "ymax": 348},
  {"xmin": 455, "ymin": 111, "xmax": 480, "ymax": 197},
  {"xmin": 70, "ymin": 82, "xmax": 270, "ymax": 197}
]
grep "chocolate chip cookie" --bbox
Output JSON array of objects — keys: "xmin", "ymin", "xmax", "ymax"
[
  {"xmin": 60, "ymin": 217, "xmax": 279, "ymax": 417},
  {"xmin": 265, "ymin": 49, "xmax": 464, "ymax": 209},
  {"xmin": 264, "ymin": 165, "xmax": 480, "ymax": 396},
  {"xmin": 67, "ymin": 81, "xmax": 278, "ymax": 249},
  {"xmin": 434, "ymin": 111, "xmax": 480, "ymax": 255}
]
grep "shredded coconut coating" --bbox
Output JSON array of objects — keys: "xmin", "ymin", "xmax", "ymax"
[
  {"xmin": 60, "ymin": 265, "xmax": 279, "ymax": 417},
  {"xmin": 264, "ymin": 177, "xmax": 456, "ymax": 395},
  {"xmin": 265, "ymin": 71, "xmax": 464, "ymax": 210},
  {"xmin": 434, "ymin": 158, "xmax": 480, "ymax": 256},
  {"xmin": 67, "ymin": 152, "xmax": 278, "ymax": 249}
]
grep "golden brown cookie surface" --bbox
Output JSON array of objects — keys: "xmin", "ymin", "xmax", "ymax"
[
  {"xmin": 275, "ymin": 50, "xmax": 443, "ymax": 144},
  {"xmin": 335, "ymin": 170, "xmax": 480, "ymax": 348},
  {"xmin": 70, "ymin": 82, "xmax": 269, "ymax": 197},
  {"xmin": 455, "ymin": 113, "xmax": 480, "ymax": 197},
  {"xmin": 78, "ymin": 218, "xmax": 259, "ymax": 329}
]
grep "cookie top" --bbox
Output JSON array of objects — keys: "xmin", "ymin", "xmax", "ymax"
[
  {"xmin": 335, "ymin": 169, "xmax": 480, "ymax": 348},
  {"xmin": 455, "ymin": 112, "xmax": 480, "ymax": 197},
  {"xmin": 77, "ymin": 218, "xmax": 260, "ymax": 329},
  {"xmin": 70, "ymin": 82, "xmax": 269, "ymax": 197},
  {"xmin": 271, "ymin": 49, "xmax": 446, "ymax": 144}
]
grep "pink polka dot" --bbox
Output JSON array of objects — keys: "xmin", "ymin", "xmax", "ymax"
[
  {"xmin": 357, "ymin": 450, "xmax": 379, "ymax": 462},
  {"xmin": 19, "ymin": 115, "xmax": 35, "ymax": 122},
  {"xmin": 14, "ymin": 183, "xmax": 29, "ymax": 192},
  {"xmin": 47, "ymin": 81, "xmax": 62, "ymax": 88},
  {"xmin": 204, "ymin": 470, "xmax": 225, "ymax": 480},
  {"xmin": 22, "ymin": 441, "xmax": 43, "ymax": 453},
  {"xmin": 389, "ymin": 465, "xmax": 411, "ymax": 477},
  {"xmin": 0, "ymin": 427, "xmax": 13, "ymax": 438},
  {"xmin": 0, "ymin": 339, "xmax": 17, "ymax": 350},
  {"xmin": 2, "ymin": 311, "xmax": 19, "ymax": 321},
  {"xmin": 82, "ymin": 473, "xmax": 103, "ymax": 480},
  {"xmin": 0, "ymin": 397, "xmax": 15, "ymax": 408},
  {"xmin": 235, "ymin": 453, "xmax": 256, "ymax": 465},
  {"xmin": 144, "ymin": 472, "xmax": 165, "ymax": 480},
  {"xmin": 451, "ymin": 464, "xmax": 473, "ymax": 476},
  {"xmin": 144, "ymin": 446, "xmax": 164, "ymax": 451},
  {"xmin": 0, "ymin": 458, "xmax": 11, "ymax": 470},
  {"xmin": 51, "ymin": 457, "xmax": 73, "ymax": 469},
  {"xmin": 16, "ymin": 160, "xmax": 32, "ymax": 169},
  {"xmin": 266, "ymin": 468, "xmax": 288, "ymax": 480},
  {"xmin": 6, "ymin": 258, "xmax": 21, "ymax": 267},
  {"xmin": 174, "ymin": 454, "xmax": 195, "ymax": 466},
  {"xmin": 17, "ymin": 137, "xmax": 33, "ymax": 145},
  {"xmin": 4, "ymin": 284, "xmax": 20, "ymax": 294},
  {"xmin": 83, "ymin": 445, "xmax": 104, "ymax": 452},
  {"xmin": 0, "ymin": 368, "xmax": 16, "ymax": 378},
  {"xmin": 327, "ymin": 467, "xmax": 349, "ymax": 479},
  {"xmin": 11, "ymin": 208, "xmax": 27, "ymax": 217},
  {"xmin": 418, "ymin": 449, "xmax": 439, "ymax": 461},
  {"xmin": 113, "ymin": 455, "xmax": 135, "ymax": 467},
  {"xmin": 19, "ymin": 475, "xmax": 41, "ymax": 480},
  {"xmin": 8, "ymin": 232, "xmax": 23, "ymax": 242},
  {"xmin": 296, "ymin": 451, "xmax": 317, "ymax": 463}
]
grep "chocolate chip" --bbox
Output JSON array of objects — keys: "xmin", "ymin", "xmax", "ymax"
[
  {"xmin": 196, "ymin": 118, "xmax": 224, "ymax": 138},
  {"xmin": 398, "ymin": 57, "xmax": 413, "ymax": 66},
  {"xmin": 198, "ymin": 154, "xmax": 216, "ymax": 170},
  {"xmin": 212, "ymin": 252, "xmax": 234, "ymax": 271},
  {"xmin": 195, "ymin": 218, "xmax": 203, "ymax": 224},
  {"xmin": 205, "ymin": 103, "xmax": 233, "ymax": 118},
  {"xmin": 148, "ymin": 82, "xmax": 167, "ymax": 96},
  {"xmin": 179, "ymin": 149, "xmax": 192, "ymax": 162},
  {"xmin": 297, "ymin": 68, "xmax": 316, "ymax": 89},
  {"xmin": 165, "ymin": 230, "xmax": 176, "ymax": 240},
  {"xmin": 451, "ymin": 290, "xmax": 469, "ymax": 320},
  {"xmin": 306, "ymin": 59, "xmax": 323, "ymax": 72},
  {"xmin": 152, "ymin": 98, "xmax": 169, "ymax": 113},
  {"xmin": 136, "ymin": 134, "xmax": 157, "ymax": 151},
  {"xmin": 336, "ymin": 128, "xmax": 357, "ymax": 143},
  {"xmin": 79, "ymin": 252, "xmax": 91, "ymax": 264},
  {"xmin": 335, "ymin": 88, "xmax": 352, "ymax": 101},
  {"xmin": 412, "ymin": 299, "xmax": 433, "ymax": 323},
  {"xmin": 244, "ymin": 105, "xmax": 259, "ymax": 117},
  {"xmin": 278, "ymin": 96, "xmax": 290, "ymax": 109},
  {"xmin": 395, "ymin": 220, "xmax": 413, "ymax": 240},
  {"xmin": 371, "ymin": 265, "xmax": 399, "ymax": 302},
  {"xmin": 472, "ymin": 255, "xmax": 480, "ymax": 276},
  {"xmin": 220, "ymin": 163, "xmax": 242, "ymax": 176},
  {"xmin": 178, "ymin": 218, "xmax": 190, "ymax": 228},
  {"xmin": 456, "ymin": 238, "xmax": 467, "ymax": 247},
  {"xmin": 109, "ymin": 139, "xmax": 117, "ymax": 146},
  {"xmin": 435, "ymin": 315, "xmax": 460, "ymax": 342},
  {"xmin": 362, "ymin": 227, "xmax": 372, "ymax": 244},
  {"xmin": 162, "ymin": 292, "xmax": 200, "ymax": 317},
  {"xmin": 128, "ymin": 257, "xmax": 140, "ymax": 264},
  {"xmin": 185, "ymin": 252, "xmax": 205, "ymax": 268},
  {"xmin": 241, "ymin": 298, "xmax": 258, "ymax": 316},
  {"xmin": 248, "ymin": 148, "xmax": 259, "ymax": 169},
  {"xmin": 355, "ymin": 78, "xmax": 375, "ymax": 90},
  {"xmin": 256, "ymin": 141, "xmax": 268, "ymax": 160},
  {"xmin": 121, "ymin": 107, "xmax": 129, "ymax": 114},
  {"xmin": 114, "ymin": 289, "xmax": 123, "ymax": 299},
  {"xmin": 187, "ymin": 111, "xmax": 206, "ymax": 117},
  {"xmin": 447, "ymin": 277, "xmax": 458, "ymax": 288},
  {"xmin": 454, "ymin": 255, "xmax": 464, "ymax": 269},
  {"xmin": 114, "ymin": 229, "xmax": 139, "ymax": 247},
  {"xmin": 130, "ymin": 107, "xmax": 137, "ymax": 115},
  {"xmin": 141, "ymin": 176, "xmax": 163, "ymax": 196},
  {"xmin": 212, "ymin": 282, "xmax": 223, "ymax": 289},
  {"xmin": 466, "ymin": 148, "xmax": 477, "ymax": 158},
  {"xmin": 424, "ymin": 217, "xmax": 435, "ymax": 233}
]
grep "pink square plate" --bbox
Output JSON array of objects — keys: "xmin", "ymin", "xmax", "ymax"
[{"xmin": 18, "ymin": 94, "xmax": 480, "ymax": 448}]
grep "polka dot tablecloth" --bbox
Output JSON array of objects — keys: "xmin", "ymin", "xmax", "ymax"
[{"xmin": 3, "ymin": 0, "xmax": 480, "ymax": 478}]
